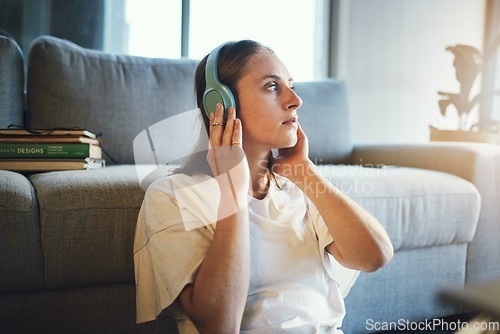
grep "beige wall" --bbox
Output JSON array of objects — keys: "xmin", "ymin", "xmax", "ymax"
[{"xmin": 333, "ymin": 0, "xmax": 486, "ymax": 144}]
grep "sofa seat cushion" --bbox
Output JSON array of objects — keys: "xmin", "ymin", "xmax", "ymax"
[
  {"xmin": 0, "ymin": 170, "xmax": 43, "ymax": 292},
  {"xmin": 29, "ymin": 166, "xmax": 145, "ymax": 290},
  {"xmin": 316, "ymin": 165, "xmax": 481, "ymax": 251}
]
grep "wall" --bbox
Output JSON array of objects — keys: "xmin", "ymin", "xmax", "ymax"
[{"xmin": 333, "ymin": 0, "xmax": 487, "ymax": 144}]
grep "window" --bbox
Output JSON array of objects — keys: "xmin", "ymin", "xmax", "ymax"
[
  {"xmin": 104, "ymin": 0, "xmax": 329, "ymax": 81},
  {"xmin": 123, "ymin": 0, "xmax": 182, "ymax": 58},
  {"xmin": 188, "ymin": 0, "xmax": 329, "ymax": 81}
]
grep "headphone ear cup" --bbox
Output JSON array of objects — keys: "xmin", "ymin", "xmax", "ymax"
[
  {"xmin": 203, "ymin": 84, "xmax": 236, "ymax": 121},
  {"xmin": 203, "ymin": 90, "xmax": 225, "ymax": 118}
]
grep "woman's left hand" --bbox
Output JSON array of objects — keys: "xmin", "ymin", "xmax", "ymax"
[
  {"xmin": 273, "ymin": 123, "xmax": 393, "ymax": 272},
  {"xmin": 270, "ymin": 122, "xmax": 312, "ymax": 178}
]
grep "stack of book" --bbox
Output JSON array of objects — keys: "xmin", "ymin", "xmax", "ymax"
[{"xmin": 0, "ymin": 129, "xmax": 105, "ymax": 172}]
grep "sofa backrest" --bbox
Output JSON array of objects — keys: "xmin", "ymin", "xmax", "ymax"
[
  {"xmin": 294, "ymin": 79, "xmax": 352, "ymax": 164},
  {"xmin": 27, "ymin": 36, "xmax": 353, "ymax": 165},
  {"xmin": 27, "ymin": 36, "xmax": 199, "ymax": 165},
  {"xmin": 0, "ymin": 35, "xmax": 24, "ymax": 129}
]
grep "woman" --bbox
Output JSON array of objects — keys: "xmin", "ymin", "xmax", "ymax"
[{"xmin": 134, "ymin": 40, "xmax": 393, "ymax": 333}]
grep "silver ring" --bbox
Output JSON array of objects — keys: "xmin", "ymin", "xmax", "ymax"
[
  {"xmin": 211, "ymin": 122, "xmax": 224, "ymax": 127},
  {"xmin": 232, "ymin": 140, "xmax": 242, "ymax": 146}
]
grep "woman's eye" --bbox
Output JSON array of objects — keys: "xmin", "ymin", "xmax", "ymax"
[{"xmin": 267, "ymin": 82, "xmax": 278, "ymax": 91}]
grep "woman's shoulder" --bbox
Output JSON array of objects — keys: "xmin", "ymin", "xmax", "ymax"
[
  {"xmin": 144, "ymin": 172, "xmax": 220, "ymax": 230},
  {"xmin": 146, "ymin": 172, "xmax": 212, "ymax": 195}
]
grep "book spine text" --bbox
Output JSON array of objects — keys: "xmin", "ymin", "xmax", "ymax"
[{"xmin": 0, "ymin": 143, "xmax": 97, "ymax": 158}]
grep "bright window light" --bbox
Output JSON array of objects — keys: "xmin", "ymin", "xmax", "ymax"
[
  {"xmin": 124, "ymin": 0, "xmax": 182, "ymax": 58},
  {"xmin": 189, "ymin": 0, "xmax": 326, "ymax": 81}
]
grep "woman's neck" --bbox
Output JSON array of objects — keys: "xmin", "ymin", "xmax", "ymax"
[{"xmin": 245, "ymin": 149, "xmax": 272, "ymax": 199}]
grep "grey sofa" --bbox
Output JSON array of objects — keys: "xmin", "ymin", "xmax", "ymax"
[{"xmin": 1, "ymin": 35, "xmax": 499, "ymax": 334}]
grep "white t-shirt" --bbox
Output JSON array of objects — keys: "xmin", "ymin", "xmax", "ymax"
[{"xmin": 134, "ymin": 173, "xmax": 359, "ymax": 333}]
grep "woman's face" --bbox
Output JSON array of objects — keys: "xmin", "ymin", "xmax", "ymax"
[{"xmin": 235, "ymin": 51, "xmax": 303, "ymax": 152}]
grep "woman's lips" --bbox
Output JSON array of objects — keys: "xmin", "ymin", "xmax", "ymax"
[{"xmin": 282, "ymin": 117, "xmax": 298, "ymax": 127}]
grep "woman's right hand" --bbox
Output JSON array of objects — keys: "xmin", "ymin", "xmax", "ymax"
[
  {"xmin": 206, "ymin": 103, "xmax": 250, "ymax": 215},
  {"xmin": 179, "ymin": 103, "xmax": 251, "ymax": 332}
]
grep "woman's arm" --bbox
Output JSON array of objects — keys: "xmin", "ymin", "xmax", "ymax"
[
  {"xmin": 290, "ymin": 162, "xmax": 393, "ymax": 272},
  {"xmin": 273, "ymin": 124, "xmax": 393, "ymax": 272},
  {"xmin": 177, "ymin": 105, "xmax": 251, "ymax": 333},
  {"xmin": 178, "ymin": 208, "xmax": 250, "ymax": 333}
]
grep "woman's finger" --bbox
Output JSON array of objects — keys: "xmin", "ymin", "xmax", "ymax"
[
  {"xmin": 222, "ymin": 107, "xmax": 236, "ymax": 146},
  {"xmin": 232, "ymin": 118, "xmax": 243, "ymax": 149},
  {"xmin": 209, "ymin": 103, "xmax": 225, "ymax": 146}
]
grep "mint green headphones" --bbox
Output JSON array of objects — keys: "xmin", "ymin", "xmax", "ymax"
[{"xmin": 203, "ymin": 43, "xmax": 236, "ymax": 120}]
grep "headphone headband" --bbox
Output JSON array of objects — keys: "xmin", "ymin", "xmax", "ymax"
[{"xmin": 205, "ymin": 43, "xmax": 224, "ymax": 87}]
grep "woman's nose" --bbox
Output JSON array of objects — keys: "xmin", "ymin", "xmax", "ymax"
[{"xmin": 285, "ymin": 87, "xmax": 302, "ymax": 110}]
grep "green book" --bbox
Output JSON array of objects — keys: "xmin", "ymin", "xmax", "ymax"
[{"xmin": 0, "ymin": 143, "xmax": 101, "ymax": 159}]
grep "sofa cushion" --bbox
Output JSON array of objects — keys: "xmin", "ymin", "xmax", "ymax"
[
  {"xmin": 316, "ymin": 165, "xmax": 481, "ymax": 251},
  {"xmin": 27, "ymin": 36, "xmax": 199, "ymax": 165},
  {"xmin": 294, "ymin": 80, "xmax": 353, "ymax": 164},
  {"xmin": 29, "ymin": 166, "xmax": 145, "ymax": 289},
  {"xmin": 0, "ymin": 35, "xmax": 24, "ymax": 128},
  {"xmin": 0, "ymin": 170, "xmax": 43, "ymax": 292}
]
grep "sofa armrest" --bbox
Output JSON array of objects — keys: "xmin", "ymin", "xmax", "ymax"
[
  {"xmin": 351, "ymin": 142, "xmax": 500, "ymax": 283},
  {"xmin": 351, "ymin": 142, "xmax": 500, "ymax": 219},
  {"xmin": 351, "ymin": 142, "xmax": 500, "ymax": 184}
]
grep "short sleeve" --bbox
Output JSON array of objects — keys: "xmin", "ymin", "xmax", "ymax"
[
  {"xmin": 133, "ymin": 176, "xmax": 215, "ymax": 323},
  {"xmin": 306, "ymin": 198, "xmax": 360, "ymax": 298}
]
